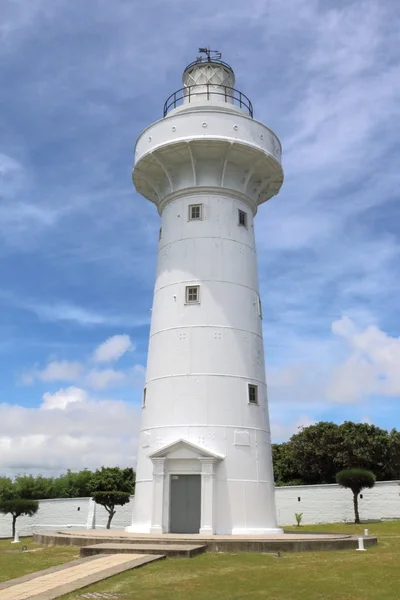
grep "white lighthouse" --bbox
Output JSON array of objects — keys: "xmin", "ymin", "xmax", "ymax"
[{"xmin": 127, "ymin": 50, "xmax": 284, "ymax": 535}]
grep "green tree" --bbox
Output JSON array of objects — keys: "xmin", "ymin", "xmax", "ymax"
[
  {"xmin": 14, "ymin": 474, "xmax": 54, "ymax": 499},
  {"xmin": 0, "ymin": 499, "xmax": 39, "ymax": 538},
  {"xmin": 272, "ymin": 443, "xmax": 302, "ymax": 486},
  {"xmin": 336, "ymin": 469, "xmax": 376, "ymax": 524},
  {"xmin": 273, "ymin": 421, "xmax": 399, "ymax": 486},
  {"xmin": 285, "ymin": 422, "xmax": 343, "ymax": 484},
  {"xmin": 388, "ymin": 429, "xmax": 400, "ymax": 480},
  {"xmin": 52, "ymin": 469, "xmax": 94, "ymax": 498},
  {"xmin": 0, "ymin": 479, "xmax": 40, "ymax": 537},
  {"xmin": 0, "ymin": 477, "xmax": 14, "ymax": 500},
  {"xmin": 335, "ymin": 422, "xmax": 393, "ymax": 479},
  {"xmin": 90, "ymin": 467, "xmax": 135, "ymax": 529}
]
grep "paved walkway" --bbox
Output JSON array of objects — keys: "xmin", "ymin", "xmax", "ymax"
[{"xmin": 0, "ymin": 553, "xmax": 163, "ymax": 600}]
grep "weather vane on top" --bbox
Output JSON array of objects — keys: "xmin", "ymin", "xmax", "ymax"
[{"xmin": 197, "ymin": 47, "xmax": 222, "ymax": 62}]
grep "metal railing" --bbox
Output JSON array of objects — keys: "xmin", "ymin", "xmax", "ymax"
[{"xmin": 163, "ymin": 84, "xmax": 253, "ymax": 118}]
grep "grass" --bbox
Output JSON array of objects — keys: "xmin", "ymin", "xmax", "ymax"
[
  {"xmin": 0, "ymin": 537, "xmax": 79, "ymax": 583},
  {"xmin": 58, "ymin": 520, "xmax": 400, "ymax": 600}
]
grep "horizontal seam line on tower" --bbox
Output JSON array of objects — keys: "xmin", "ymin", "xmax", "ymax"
[
  {"xmin": 141, "ymin": 424, "xmax": 270, "ymax": 432},
  {"xmin": 158, "ymin": 186, "xmax": 258, "ymax": 216},
  {"xmin": 135, "ymin": 479, "xmax": 273, "ymax": 484},
  {"xmin": 149, "ymin": 325, "xmax": 263, "ymax": 340},
  {"xmin": 145, "ymin": 373, "xmax": 267, "ymax": 384},
  {"xmin": 154, "ymin": 279, "xmax": 260, "ymax": 295},
  {"xmin": 159, "ymin": 236, "xmax": 256, "ymax": 254}
]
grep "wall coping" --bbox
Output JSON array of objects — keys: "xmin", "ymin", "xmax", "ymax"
[
  {"xmin": 36, "ymin": 496, "xmax": 135, "ymax": 503},
  {"xmin": 33, "ymin": 482, "xmax": 400, "ymax": 502},
  {"xmin": 275, "ymin": 480, "xmax": 400, "ymax": 491}
]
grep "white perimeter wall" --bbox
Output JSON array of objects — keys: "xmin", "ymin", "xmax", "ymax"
[
  {"xmin": 0, "ymin": 497, "xmax": 134, "ymax": 539},
  {"xmin": 1, "ymin": 481, "xmax": 399, "ymax": 538},
  {"xmin": 275, "ymin": 480, "xmax": 400, "ymax": 526}
]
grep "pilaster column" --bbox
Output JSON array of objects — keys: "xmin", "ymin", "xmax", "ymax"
[
  {"xmin": 150, "ymin": 457, "xmax": 165, "ymax": 534},
  {"xmin": 199, "ymin": 458, "xmax": 216, "ymax": 535},
  {"xmin": 86, "ymin": 498, "xmax": 96, "ymax": 530}
]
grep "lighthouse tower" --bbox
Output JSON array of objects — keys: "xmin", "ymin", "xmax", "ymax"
[{"xmin": 128, "ymin": 50, "xmax": 284, "ymax": 535}]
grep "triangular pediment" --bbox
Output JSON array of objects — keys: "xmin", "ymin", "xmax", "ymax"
[{"xmin": 149, "ymin": 438, "xmax": 224, "ymax": 461}]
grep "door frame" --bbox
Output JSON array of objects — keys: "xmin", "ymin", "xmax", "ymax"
[{"xmin": 148, "ymin": 439, "xmax": 224, "ymax": 535}]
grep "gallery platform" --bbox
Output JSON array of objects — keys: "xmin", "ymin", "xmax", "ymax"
[{"xmin": 33, "ymin": 529, "xmax": 377, "ymax": 553}]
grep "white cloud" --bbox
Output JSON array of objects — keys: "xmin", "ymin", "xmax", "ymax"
[
  {"xmin": 85, "ymin": 368, "xmax": 126, "ymax": 390},
  {"xmin": 92, "ymin": 334, "xmax": 133, "ymax": 363},
  {"xmin": 331, "ymin": 316, "xmax": 358, "ymax": 339},
  {"xmin": 41, "ymin": 386, "xmax": 88, "ymax": 410},
  {"xmin": 28, "ymin": 303, "xmax": 143, "ymax": 327},
  {"xmin": 326, "ymin": 317, "xmax": 400, "ymax": 402},
  {"xmin": 0, "ymin": 383, "xmax": 310, "ymax": 472},
  {"xmin": 0, "ymin": 153, "xmax": 25, "ymax": 198},
  {"xmin": 0, "ymin": 390, "xmax": 141, "ymax": 473},
  {"xmin": 268, "ymin": 317, "xmax": 400, "ymax": 406},
  {"xmin": 4, "ymin": 314, "xmax": 400, "ymax": 474},
  {"xmin": 361, "ymin": 416, "xmax": 372, "ymax": 425},
  {"xmin": 20, "ymin": 335, "xmax": 142, "ymax": 391},
  {"xmin": 271, "ymin": 415, "xmax": 316, "ymax": 443},
  {"xmin": 34, "ymin": 360, "xmax": 83, "ymax": 383}
]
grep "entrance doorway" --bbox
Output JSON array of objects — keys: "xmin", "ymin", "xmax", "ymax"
[{"xmin": 169, "ymin": 474, "xmax": 201, "ymax": 533}]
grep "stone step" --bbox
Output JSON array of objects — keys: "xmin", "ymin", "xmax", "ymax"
[{"xmin": 80, "ymin": 543, "xmax": 207, "ymax": 559}]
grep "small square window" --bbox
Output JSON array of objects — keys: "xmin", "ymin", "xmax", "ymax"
[
  {"xmin": 238, "ymin": 209, "xmax": 247, "ymax": 227},
  {"xmin": 248, "ymin": 384, "xmax": 258, "ymax": 404},
  {"xmin": 186, "ymin": 285, "xmax": 200, "ymax": 304},
  {"xmin": 142, "ymin": 388, "xmax": 147, "ymax": 408},
  {"xmin": 189, "ymin": 204, "xmax": 202, "ymax": 220}
]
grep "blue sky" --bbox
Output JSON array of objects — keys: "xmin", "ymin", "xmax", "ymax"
[{"xmin": 1, "ymin": 0, "xmax": 399, "ymax": 475}]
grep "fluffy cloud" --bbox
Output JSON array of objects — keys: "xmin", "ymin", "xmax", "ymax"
[
  {"xmin": 92, "ymin": 335, "xmax": 134, "ymax": 363},
  {"xmin": 271, "ymin": 415, "xmax": 316, "ymax": 443},
  {"xmin": 23, "ymin": 360, "xmax": 84, "ymax": 384},
  {"xmin": 6, "ymin": 316, "xmax": 400, "ymax": 474},
  {"xmin": 326, "ymin": 317, "xmax": 400, "ymax": 402},
  {"xmin": 0, "ymin": 153, "xmax": 25, "ymax": 199},
  {"xmin": 0, "ymin": 384, "xmax": 311, "ymax": 474},
  {"xmin": 0, "ymin": 389, "xmax": 140, "ymax": 474},
  {"xmin": 85, "ymin": 368, "xmax": 126, "ymax": 390},
  {"xmin": 41, "ymin": 386, "xmax": 88, "ymax": 410},
  {"xmin": 268, "ymin": 317, "xmax": 400, "ymax": 406},
  {"xmin": 20, "ymin": 335, "xmax": 140, "ymax": 390}
]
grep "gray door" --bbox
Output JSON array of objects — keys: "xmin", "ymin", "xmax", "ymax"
[{"xmin": 170, "ymin": 475, "xmax": 201, "ymax": 533}]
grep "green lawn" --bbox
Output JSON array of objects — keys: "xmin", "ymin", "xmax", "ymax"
[
  {"xmin": 59, "ymin": 521, "xmax": 400, "ymax": 600},
  {"xmin": 0, "ymin": 538, "xmax": 79, "ymax": 583}
]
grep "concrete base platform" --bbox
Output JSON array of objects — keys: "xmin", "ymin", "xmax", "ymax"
[
  {"xmin": 33, "ymin": 529, "xmax": 378, "ymax": 553},
  {"xmin": 80, "ymin": 542, "xmax": 207, "ymax": 558}
]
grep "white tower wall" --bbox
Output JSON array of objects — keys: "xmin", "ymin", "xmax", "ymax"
[{"xmin": 128, "ymin": 57, "xmax": 284, "ymax": 535}]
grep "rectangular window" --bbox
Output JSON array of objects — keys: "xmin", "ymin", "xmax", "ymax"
[
  {"xmin": 186, "ymin": 285, "xmax": 200, "ymax": 304},
  {"xmin": 248, "ymin": 384, "xmax": 258, "ymax": 405},
  {"xmin": 189, "ymin": 204, "xmax": 202, "ymax": 220},
  {"xmin": 238, "ymin": 209, "xmax": 247, "ymax": 227},
  {"xmin": 159, "ymin": 227, "xmax": 162, "ymax": 241},
  {"xmin": 142, "ymin": 388, "xmax": 147, "ymax": 408},
  {"xmin": 258, "ymin": 297, "xmax": 263, "ymax": 319}
]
